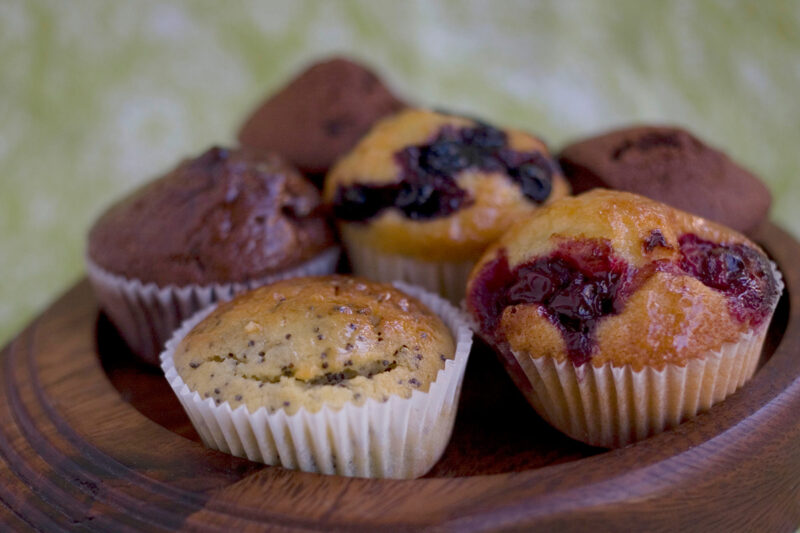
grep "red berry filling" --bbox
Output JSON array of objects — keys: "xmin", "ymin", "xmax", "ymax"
[
  {"xmin": 678, "ymin": 234, "xmax": 778, "ymax": 326},
  {"xmin": 333, "ymin": 122, "xmax": 557, "ymax": 221},
  {"xmin": 468, "ymin": 233, "xmax": 778, "ymax": 366},
  {"xmin": 468, "ymin": 240, "xmax": 635, "ymax": 365}
]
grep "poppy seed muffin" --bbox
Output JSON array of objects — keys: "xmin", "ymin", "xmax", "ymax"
[
  {"xmin": 467, "ymin": 190, "xmax": 781, "ymax": 447},
  {"xmin": 558, "ymin": 125, "xmax": 771, "ymax": 235},
  {"xmin": 86, "ymin": 146, "xmax": 339, "ymax": 364},
  {"xmin": 161, "ymin": 276, "xmax": 473, "ymax": 478},
  {"xmin": 172, "ymin": 276, "xmax": 455, "ymax": 414},
  {"xmin": 324, "ymin": 108, "xmax": 570, "ymax": 302}
]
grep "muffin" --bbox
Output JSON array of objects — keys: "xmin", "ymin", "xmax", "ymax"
[
  {"xmin": 238, "ymin": 57, "xmax": 405, "ymax": 183},
  {"xmin": 160, "ymin": 276, "xmax": 473, "ymax": 478},
  {"xmin": 324, "ymin": 108, "xmax": 570, "ymax": 303},
  {"xmin": 87, "ymin": 146, "xmax": 339, "ymax": 365},
  {"xmin": 558, "ymin": 125, "xmax": 771, "ymax": 235},
  {"xmin": 466, "ymin": 190, "xmax": 782, "ymax": 447}
]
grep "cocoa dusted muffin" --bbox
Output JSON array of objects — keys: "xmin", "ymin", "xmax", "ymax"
[
  {"xmin": 238, "ymin": 57, "xmax": 405, "ymax": 180},
  {"xmin": 161, "ymin": 276, "xmax": 474, "ymax": 478},
  {"xmin": 558, "ymin": 125, "xmax": 771, "ymax": 235},
  {"xmin": 324, "ymin": 107, "xmax": 570, "ymax": 302},
  {"xmin": 172, "ymin": 276, "xmax": 455, "ymax": 414},
  {"xmin": 86, "ymin": 146, "xmax": 340, "ymax": 364},
  {"xmin": 88, "ymin": 146, "xmax": 334, "ymax": 286},
  {"xmin": 467, "ymin": 190, "xmax": 782, "ymax": 447}
]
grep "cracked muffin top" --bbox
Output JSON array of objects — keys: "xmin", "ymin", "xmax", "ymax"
[
  {"xmin": 87, "ymin": 146, "xmax": 335, "ymax": 286},
  {"xmin": 558, "ymin": 125, "xmax": 771, "ymax": 235},
  {"xmin": 238, "ymin": 57, "xmax": 405, "ymax": 178},
  {"xmin": 173, "ymin": 276, "xmax": 456, "ymax": 414},
  {"xmin": 323, "ymin": 108, "xmax": 570, "ymax": 261}
]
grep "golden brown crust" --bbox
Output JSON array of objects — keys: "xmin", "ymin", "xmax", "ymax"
[
  {"xmin": 174, "ymin": 276, "xmax": 455, "ymax": 414},
  {"xmin": 469, "ymin": 189, "xmax": 768, "ymax": 369},
  {"xmin": 471, "ymin": 189, "xmax": 757, "ymax": 277},
  {"xmin": 324, "ymin": 108, "xmax": 570, "ymax": 261}
]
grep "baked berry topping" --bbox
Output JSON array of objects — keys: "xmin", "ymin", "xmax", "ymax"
[
  {"xmin": 469, "ymin": 240, "xmax": 635, "ymax": 365},
  {"xmin": 469, "ymin": 233, "xmax": 779, "ymax": 366},
  {"xmin": 678, "ymin": 234, "xmax": 779, "ymax": 326},
  {"xmin": 333, "ymin": 123, "xmax": 557, "ymax": 221},
  {"xmin": 643, "ymin": 229, "xmax": 670, "ymax": 253}
]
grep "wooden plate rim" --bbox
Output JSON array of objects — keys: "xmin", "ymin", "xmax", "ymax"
[{"xmin": 1, "ymin": 222, "xmax": 798, "ymax": 531}]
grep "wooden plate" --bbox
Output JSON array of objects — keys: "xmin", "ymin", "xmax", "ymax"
[{"xmin": 1, "ymin": 222, "xmax": 799, "ymax": 532}]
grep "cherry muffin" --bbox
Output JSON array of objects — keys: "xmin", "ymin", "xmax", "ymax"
[
  {"xmin": 160, "ymin": 276, "xmax": 473, "ymax": 478},
  {"xmin": 324, "ymin": 108, "xmax": 570, "ymax": 302},
  {"xmin": 87, "ymin": 146, "xmax": 339, "ymax": 364},
  {"xmin": 466, "ymin": 190, "xmax": 782, "ymax": 447}
]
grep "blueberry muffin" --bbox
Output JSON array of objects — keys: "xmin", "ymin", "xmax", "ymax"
[
  {"xmin": 161, "ymin": 276, "xmax": 473, "ymax": 478},
  {"xmin": 558, "ymin": 125, "xmax": 771, "ymax": 235},
  {"xmin": 467, "ymin": 189, "xmax": 782, "ymax": 447},
  {"xmin": 324, "ymin": 108, "xmax": 570, "ymax": 302},
  {"xmin": 87, "ymin": 146, "xmax": 339, "ymax": 364},
  {"xmin": 238, "ymin": 57, "xmax": 405, "ymax": 183}
]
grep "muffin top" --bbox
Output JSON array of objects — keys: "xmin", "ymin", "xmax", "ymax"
[
  {"xmin": 173, "ymin": 276, "xmax": 456, "ymax": 414},
  {"xmin": 558, "ymin": 125, "xmax": 771, "ymax": 235},
  {"xmin": 324, "ymin": 108, "xmax": 570, "ymax": 261},
  {"xmin": 88, "ymin": 146, "xmax": 335, "ymax": 286},
  {"xmin": 466, "ymin": 190, "xmax": 781, "ymax": 370},
  {"xmin": 238, "ymin": 57, "xmax": 405, "ymax": 178}
]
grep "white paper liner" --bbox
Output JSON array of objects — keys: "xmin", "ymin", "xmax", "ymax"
[
  {"xmin": 86, "ymin": 247, "xmax": 340, "ymax": 365},
  {"xmin": 514, "ymin": 260, "xmax": 784, "ymax": 448},
  {"xmin": 160, "ymin": 281, "xmax": 473, "ymax": 479},
  {"xmin": 345, "ymin": 241, "xmax": 475, "ymax": 305},
  {"xmin": 517, "ymin": 327, "xmax": 765, "ymax": 448}
]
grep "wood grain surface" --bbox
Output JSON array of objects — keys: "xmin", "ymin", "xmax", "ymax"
[{"xmin": 1, "ymin": 222, "xmax": 799, "ymax": 532}]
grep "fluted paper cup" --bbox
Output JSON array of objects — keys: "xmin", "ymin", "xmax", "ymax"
[
  {"xmin": 160, "ymin": 281, "xmax": 473, "ymax": 479},
  {"xmin": 87, "ymin": 247, "xmax": 340, "ymax": 365},
  {"xmin": 344, "ymin": 241, "xmax": 475, "ymax": 305},
  {"xmin": 513, "ymin": 262, "xmax": 783, "ymax": 448}
]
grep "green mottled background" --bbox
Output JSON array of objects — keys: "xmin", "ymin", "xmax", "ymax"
[{"xmin": 1, "ymin": 0, "xmax": 799, "ymax": 344}]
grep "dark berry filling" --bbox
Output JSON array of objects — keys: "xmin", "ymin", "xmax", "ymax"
[
  {"xmin": 333, "ymin": 123, "xmax": 557, "ymax": 221},
  {"xmin": 468, "ymin": 240, "xmax": 635, "ymax": 366},
  {"xmin": 678, "ymin": 234, "xmax": 779, "ymax": 326},
  {"xmin": 643, "ymin": 229, "xmax": 670, "ymax": 253},
  {"xmin": 468, "ymin": 233, "xmax": 779, "ymax": 366}
]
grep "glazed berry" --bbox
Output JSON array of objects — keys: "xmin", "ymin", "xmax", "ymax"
[
  {"xmin": 643, "ymin": 229, "xmax": 670, "ymax": 253},
  {"xmin": 418, "ymin": 139, "xmax": 470, "ymax": 176},
  {"xmin": 468, "ymin": 240, "xmax": 633, "ymax": 365},
  {"xmin": 508, "ymin": 154, "xmax": 554, "ymax": 203},
  {"xmin": 333, "ymin": 122, "xmax": 556, "ymax": 221},
  {"xmin": 678, "ymin": 234, "xmax": 779, "ymax": 326},
  {"xmin": 469, "ymin": 229, "xmax": 780, "ymax": 367}
]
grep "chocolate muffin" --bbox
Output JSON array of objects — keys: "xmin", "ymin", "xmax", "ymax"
[
  {"xmin": 87, "ymin": 146, "xmax": 339, "ymax": 364},
  {"xmin": 558, "ymin": 125, "xmax": 771, "ymax": 235},
  {"xmin": 161, "ymin": 276, "xmax": 474, "ymax": 478},
  {"xmin": 89, "ymin": 146, "xmax": 334, "ymax": 286},
  {"xmin": 238, "ymin": 57, "xmax": 405, "ymax": 180}
]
